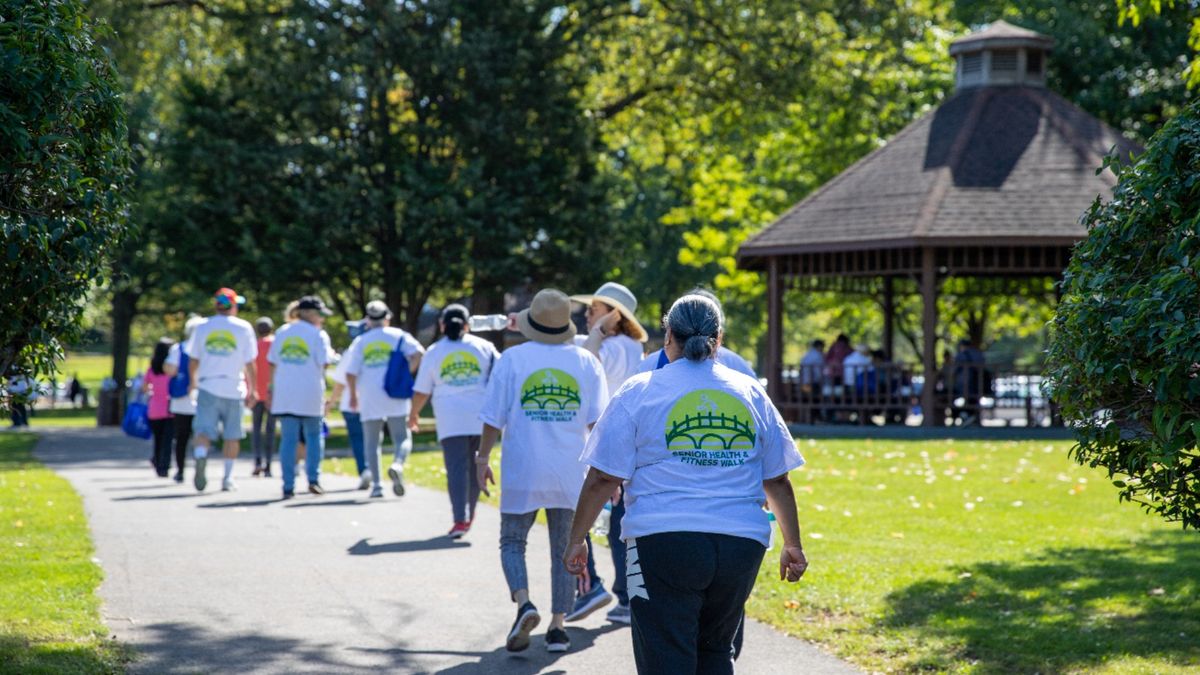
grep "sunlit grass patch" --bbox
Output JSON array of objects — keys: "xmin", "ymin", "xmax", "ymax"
[
  {"xmin": 750, "ymin": 439, "xmax": 1200, "ymax": 673},
  {"xmin": 0, "ymin": 433, "xmax": 129, "ymax": 674}
]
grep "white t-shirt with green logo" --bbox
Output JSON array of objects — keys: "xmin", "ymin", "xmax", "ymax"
[
  {"xmin": 184, "ymin": 314, "xmax": 258, "ymax": 400},
  {"xmin": 581, "ymin": 358, "xmax": 804, "ymax": 547},
  {"xmin": 414, "ymin": 334, "xmax": 501, "ymax": 441},
  {"xmin": 267, "ymin": 320, "xmax": 332, "ymax": 417},
  {"xmin": 343, "ymin": 326, "xmax": 425, "ymax": 421},
  {"xmin": 478, "ymin": 341, "xmax": 609, "ymax": 514}
]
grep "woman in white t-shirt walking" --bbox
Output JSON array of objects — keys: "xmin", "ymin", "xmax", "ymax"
[
  {"xmin": 344, "ymin": 301, "xmax": 424, "ymax": 499},
  {"xmin": 565, "ymin": 293, "xmax": 809, "ymax": 673},
  {"xmin": 409, "ymin": 304, "xmax": 500, "ymax": 538},
  {"xmin": 476, "ymin": 289, "xmax": 608, "ymax": 655},
  {"xmin": 567, "ymin": 281, "xmax": 647, "ymax": 624}
]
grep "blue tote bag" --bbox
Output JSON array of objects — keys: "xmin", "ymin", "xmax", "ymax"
[{"xmin": 121, "ymin": 398, "xmax": 153, "ymax": 440}]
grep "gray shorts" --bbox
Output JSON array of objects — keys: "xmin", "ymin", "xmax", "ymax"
[{"xmin": 194, "ymin": 389, "xmax": 246, "ymax": 441}]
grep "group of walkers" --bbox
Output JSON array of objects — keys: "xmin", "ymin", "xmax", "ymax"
[{"xmin": 138, "ymin": 281, "xmax": 808, "ymax": 673}]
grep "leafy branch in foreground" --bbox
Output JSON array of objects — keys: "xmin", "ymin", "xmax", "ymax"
[{"xmin": 1046, "ymin": 99, "xmax": 1200, "ymax": 528}]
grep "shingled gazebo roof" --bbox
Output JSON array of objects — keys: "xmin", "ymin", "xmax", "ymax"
[{"xmin": 738, "ymin": 87, "xmax": 1140, "ymax": 266}]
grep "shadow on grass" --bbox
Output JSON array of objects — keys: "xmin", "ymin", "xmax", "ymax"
[
  {"xmin": 347, "ymin": 536, "xmax": 470, "ymax": 555},
  {"xmin": 882, "ymin": 530, "xmax": 1200, "ymax": 673},
  {"xmin": 0, "ymin": 633, "xmax": 130, "ymax": 674}
]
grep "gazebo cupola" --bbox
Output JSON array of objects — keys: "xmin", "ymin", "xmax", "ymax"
[
  {"xmin": 738, "ymin": 20, "xmax": 1142, "ymax": 427},
  {"xmin": 950, "ymin": 20, "xmax": 1054, "ymax": 90}
]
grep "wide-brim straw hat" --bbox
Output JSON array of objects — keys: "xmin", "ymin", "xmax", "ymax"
[
  {"xmin": 516, "ymin": 289, "xmax": 577, "ymax": 345},
  {"xmin": 569, "ymin": 281, "xmax": 648, "ymax": 343}
]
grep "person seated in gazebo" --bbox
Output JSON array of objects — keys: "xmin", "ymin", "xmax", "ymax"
[
  {"xmin": 799, "ymin": 339, "xmax": 825, "ymax": 392},
  {"xmin": 824, "ymin": 334, "xmax": 852, "ymax": 384},
  {"xmin": 843, "ymin": 344, "xmax": 874, "ymax": 394},
  {"xmin": 952, "ymin": 339, "xmax": 987, "ymax": 425}
]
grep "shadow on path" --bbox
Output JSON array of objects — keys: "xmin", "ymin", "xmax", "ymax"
[
  {"xmin": 285, "ymin": 499, "xmax": 363, "ymax": 508},
  {"xmin": 347, "ymin": 537, "xmax": 471, "ymax": 555},
  {"xmin": 882, "ymin": 530, "xmax": 1200, "ymax": 673},
  {"xmin": 102, "ymin": 484, "xmax": 173, "ymax": 492},
  {"xmin": 112, "ymin": 493, "xmax": 205, "ymax": 502},
  {"xmin": 197, "ymin": 498, "xmax": 282, "ymax": 509},
  {"xmin": 351, "ymin": 623, "xmax": 623, "ymax": 675},
  {"xmin": 127, "ymin": 621, "xmax": 404, "ymax": 674}
]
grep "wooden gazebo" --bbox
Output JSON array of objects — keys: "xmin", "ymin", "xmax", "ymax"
[{"xmin": 738, "ymin": 21, "xmax": 1141, "ymax": 426}]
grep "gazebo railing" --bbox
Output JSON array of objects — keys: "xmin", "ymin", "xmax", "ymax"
[{"xmin": 778, "ymin": 362, "xmax": 1058, "ymax": 427}]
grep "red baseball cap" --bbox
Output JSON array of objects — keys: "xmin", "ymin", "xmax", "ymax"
[{"xmin": 214, "ymin": 287, "xmax": 246, "ymax": 309}]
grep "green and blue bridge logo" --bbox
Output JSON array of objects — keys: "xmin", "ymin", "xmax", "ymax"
[
  {"xmin": 521, "ymin": 368, "xmax": 581, "ymax": 422},
  {"xmin": 362, "ymin": 340, "xmax": 393, "ymax": 368},
  {"xmin": 441, "ymin": 351, "xmax": 482, "ymax": 386},
  {"xmin": 278, "ymin": 336, "xmax": 311, "ymax": 365},
  {"xmin": 665, "ymin": 390, "xmax": 756, "ymax": 467},
  {"xmin": 204, "ymin": 330, "xmax": 238, "ymax": 357}
]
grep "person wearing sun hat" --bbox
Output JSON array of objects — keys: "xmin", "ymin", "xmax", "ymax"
[
  {"xmin": 565, "ymin": 281, "xmax": 648, "ymax": 625},
  {"xmin": 476, "ymin": 288, "xmax": 609, "ymax": 655},
  {"xmin": 184, "ymin": 287, "xmax": 258, "ymax": 492}
]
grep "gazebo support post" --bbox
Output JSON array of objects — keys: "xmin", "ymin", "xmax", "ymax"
[
  {"xmin": 883, "ymin": 276, "xmax": 895, "ymax": 359},
  {"xmin": 920, "ymin": 247, "xmax": 940, "ymax": 427},
  {"xmin": 766, "ymin": 257, "xmax": 783, "ymax": 403}
]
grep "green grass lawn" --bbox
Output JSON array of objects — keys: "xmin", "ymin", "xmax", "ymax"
[
  {"xmin": 328, "ymin": 437, "xmax": 1200, "ymax": 673},
  {"xmin": 0, "ymin": 433, "xmax": 127, "ymax": 674},
  {"xmin": 748, "ymin": 439, "xmax": 1200, "ymax": 674}
]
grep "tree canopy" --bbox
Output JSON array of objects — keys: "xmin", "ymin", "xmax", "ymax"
[{"xmin": 0, "ymin": 0, "xmax": 130, "ymax": 390}]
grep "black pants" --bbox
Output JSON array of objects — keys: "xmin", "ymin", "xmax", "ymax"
[
  {"xmin": 172, "ymin": 414, "xmax": 193, "ymax": 474},
  {"xmin": 630, "ymin": 532, "xmax": 765, "ymax": 675},
  {"xmin": 149, "ymin": 418, "xmax": 175, "ymax": 476}
]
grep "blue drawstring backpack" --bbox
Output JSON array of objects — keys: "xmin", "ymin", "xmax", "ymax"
[
  {"xmin": 168, "ymin": 351, "xmax": 190, "ymax": 398},
  {"xmin": 384, "ymin": 341, "xmax": 415, "ymax": 399},
  {"xmin": 121, "ymin": 397, "xmax": 153, "ymax": 440}
]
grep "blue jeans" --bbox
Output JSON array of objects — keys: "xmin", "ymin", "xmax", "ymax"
[
  {"xmin": 500, "ymin": 509, "xmax": 575, "ymax": 614},
  {"xmin": 342, "ymin": 410, "xmax": 365, "ymax": 475},
  {"xmin": 278, "ymin": 415, "xmax": 323, "ymax": 492}
]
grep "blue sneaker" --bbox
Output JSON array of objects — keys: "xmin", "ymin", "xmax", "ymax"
[{"xmin": 565, "ymin": 582, "xmax": 612, "ymax": 622}]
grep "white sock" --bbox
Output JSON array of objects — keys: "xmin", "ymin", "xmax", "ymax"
[
  {"xmin": 223, "ymin": 459, "xmax": 234, "ymax": 480},
  {"xmin": 194, "ymin": 445, "xmax": 209, "ymax": 459}
]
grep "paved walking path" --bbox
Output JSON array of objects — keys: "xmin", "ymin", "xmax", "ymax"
[{"xmin": 36, "ymin": 428, "xmax": 858, "ymax": 674}]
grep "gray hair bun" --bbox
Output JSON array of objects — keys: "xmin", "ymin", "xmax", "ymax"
[{"xmin": 666, "ymin": 294, "xmax": 723, "ymax": 362}]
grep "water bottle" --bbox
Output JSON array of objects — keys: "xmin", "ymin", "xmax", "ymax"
[
  {"xmin": 469, "ymin": 314, "xmax": 509, "ymax": 332},
  {"xmin": 592, "ymin": 502, "xmax": 612, "ymax": 537},
  {"xmin": 767, "ymin": 510, "xmax": 777, "ymax": 549}
]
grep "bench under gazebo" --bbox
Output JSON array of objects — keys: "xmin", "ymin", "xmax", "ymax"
[{"xmin": 737, "ymin": 21, "xmax": 1141, "ymax": 427}]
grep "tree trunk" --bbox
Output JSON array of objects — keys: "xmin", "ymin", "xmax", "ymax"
[{"xmin": 111, "ymin": 289, "xmax": 141, "ymax": 390}]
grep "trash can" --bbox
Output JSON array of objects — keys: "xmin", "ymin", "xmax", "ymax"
[{"xmin": 96, "ymin": 389, "xmax": 123, "ymax": 426}]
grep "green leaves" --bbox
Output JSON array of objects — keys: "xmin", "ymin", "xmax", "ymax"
[
  {"xmin": 1046, "ymin": 99, "xmax": 1200, "ymax": 529},
  {"xmin": 0, "ymin": 0, "xmax": 131, "ymax": 399}
]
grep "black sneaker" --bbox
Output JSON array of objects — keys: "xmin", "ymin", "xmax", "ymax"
[
  {"xmin": 308, "ymin": 483, "xmax": 325, "ymax": 495},
  {"xmin": 281, "ymin": 490, "xmax": 294, "ymax": 500},
  {"xmin": 505, "ymin": 602, "xmax": 541, "ymax": 652},
  {"xmin": 545, "ymin": 627, "xmax": 570, "ymax": 653}
]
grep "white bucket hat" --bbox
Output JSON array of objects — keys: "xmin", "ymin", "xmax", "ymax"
[
  {"xmin": 516, "ymin": 289, "xmax": 577, "ymax": 345},
  {"xmin": 570, "ymin": 281, "xmax": 648, "ymax": 343}
]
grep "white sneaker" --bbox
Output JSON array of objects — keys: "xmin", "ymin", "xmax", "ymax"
[
  {"xmin": 387, "ymin": 464, "xmax": 405, "ymax": 496},
  {"xmin": 221, "ymin": 478, "xmax": 237, "ymax": 492},
  {"xmin": 358, "ymin": 470, "xmax": 372, "ymax": 490}
]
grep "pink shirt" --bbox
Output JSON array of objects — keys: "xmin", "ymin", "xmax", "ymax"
[
  {"xmin": 144, "ymin": 369, "xmax": 173, "ymax": 420},
  {"xmin": 255, "ymin": 336, "xmax": 274, "ymax": 401}
]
